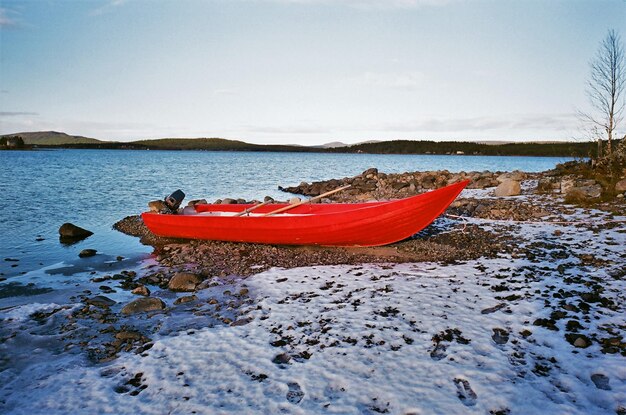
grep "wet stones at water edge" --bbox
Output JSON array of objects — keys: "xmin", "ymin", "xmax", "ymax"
[
  {"xmin": 79, "ymin": 249, "xmax": 97, "ymax": 258},
  {"xmin": 174, "ymin": 295, "xmax": 198, "ymax": 305},
  {"xmin": 59, "ymin": 222, "xmax": 93, "ymax": 243},
  {"xmin": 85, "ymin": 295, "xmax": 116, "ymax": 308},
  {"xmin": 121, "ymin": 297, "xmax": 166, "ymax": 315},
  {"xmin": 131, "ymin": 285, "xmax": 150, "ymax": 296},
  {"xmin": 168, "ymin": 272, "xmax": 202, "ymax": 292}
]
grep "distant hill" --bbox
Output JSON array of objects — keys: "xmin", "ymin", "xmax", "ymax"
[
  {"xmin": 0, "ymin": 130, "xmax": 605, "ymax": 157},
  {"xmin": 1, "ymin": 131, "xmax": 102, "ymax": 145},
  {"xmin": 315, "ymin": 141, "xmax": 348, "ymax": 148},
  {"xmin": 131, "ymin": 137, "xmax": 318, "ymax": 152}
]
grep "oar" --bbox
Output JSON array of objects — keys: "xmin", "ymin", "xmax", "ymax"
[
  {"xmin": 233, "ymin": 199, "xmax": 273, "ymax": 217},
  {"xmin": 261, "ymin": 184, "xmax": 351, "ymax": 217}
]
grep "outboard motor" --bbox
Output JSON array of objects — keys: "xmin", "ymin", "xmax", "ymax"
[{"xmin": 164, "ymin": 189, "xmax": 185, "ymax": 213}]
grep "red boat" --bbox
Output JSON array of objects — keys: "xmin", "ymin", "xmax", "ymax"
[{"xmin": 141, "ymin": 180, "xmax": 469, "ymax": 247}]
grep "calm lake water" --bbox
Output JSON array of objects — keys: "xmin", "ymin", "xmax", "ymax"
[{"xmin": 0, "ymin": 149, "xmax": 572, "ymax": 278}]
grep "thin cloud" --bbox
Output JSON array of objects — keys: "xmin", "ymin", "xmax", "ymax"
[
  {"xmin": 90, "ymin": 0, "xmax": 128, "ymax": 17},
  {"xmin": 258, "ymin": 0, "xmax": 453, "ymax": 10},
  {"xmin": 0, "ymin": 111, "xmax": 39, "ymax": 117},
  {"xmin": 213, "ymin": 88, "xmax": 239, "ymax": 97},
  {"xmin": 0, "ymin": 7, "xmax": 18, "ymax": 27},
  {"xmin": 243, "ymin": 124, "xmax": 331, "ymax": 135},
  {"xmin": 351, "ymin": 71, "xmax": 425, "ymax": 90},
  {"xmin": 374, "ymin": 113, "xmax": 578, "ymax": 133}
]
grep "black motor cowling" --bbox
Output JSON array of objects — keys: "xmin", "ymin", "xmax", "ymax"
[{"xmin": 164, "ymin": 189, "xmax": 185, "ymax": 213}]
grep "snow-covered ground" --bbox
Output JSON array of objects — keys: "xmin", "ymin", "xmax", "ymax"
[{"xmin": 1, "ymin": 209, "xmax": 625, "ymax": 414}]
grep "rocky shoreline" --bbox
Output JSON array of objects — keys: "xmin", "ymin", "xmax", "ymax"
[
  {"xmin": 111, "ymin": 164, "xmax": 626, "ymax": 282},
  {"xmin": 2, "ymin": 163, "xmax": 625, "ymax": 413}
]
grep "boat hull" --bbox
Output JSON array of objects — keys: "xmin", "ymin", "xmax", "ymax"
[{"xmin": 141, "ymin": 180, "xmax": 469, "ymax": 247}]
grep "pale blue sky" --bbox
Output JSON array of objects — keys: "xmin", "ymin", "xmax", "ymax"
[{"xmin": 1, "ymin": 0, "xmax": 625, "ymax": 144}]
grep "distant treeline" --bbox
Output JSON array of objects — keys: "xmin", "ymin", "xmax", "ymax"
[
  {"xmin": 327, "ymin": 140, "xmax": 603, "ymax": 158},
  {"xmin": 39, "ymin": 138, "xmax": 318, "ymax": 153},
  {"xmin": 35, "ymin": 137, "xmax": 619, "ymax": 158}
]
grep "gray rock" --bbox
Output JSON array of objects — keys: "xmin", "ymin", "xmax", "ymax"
[
  {"xmin": 168, "ymin": 272, "xmax": 201, "ymax": 292},
  {"xmin": 131, "ymin": 285, "xmax": 150, "ymax": 296},
  {"xmin": 286, "ymin": 382, "xmax": 304, "ymax": 404},
  {"xmin": 453, "ymin": 378, "xmax": 477, "ymax": 406},
  {"xmin": 573, "ymin": 336, "xmax": 588, "ymax": 348},
  {"xmin": 537, "ymin": 177, "xmax": 560, "ymax": 192},
  {"xmin": 121, "ymin": 297, "xmax": 166, "ymax": 315},
  {"xmin": 494, "ymin": 180, "xmax": 521, "ymax": 197},
  {"xmin": 221, "ymin": 198, "xmax": 236, "ymax": 204},
  {"xmin": 59, "ymin": 223, "xmax": 93, "ymax": 240},
  {"xmin": 174, "ymin": 295, "xmax": 198, "ymax": 305},
  {"xmin": 85, "ymin": 295, "xmax": 116, "ymax": 308},
  {"xmin": 79, "ymin": 249, "xmax": 97, "ymax": 258},
  {"xmin": 492, "ymin": 328, "xmax": 510, "ymax": 345},
  {"xmin": 590, "ymin": 373, "xmax": 611, "ymax": 390},
  {"xmin": 362, "ymin": 167, "xmax": 378, "ymax": 177},
  {"xmin": 472, "ymin": 177, "xmax": 496, "ymax": 189},
  {"xmin": 272, "ymin": 353, "xmax": 291, "ymax": 365},
  {"xmin": 566, "ymin": 184, "xmax": 602, "ymax": 199},
  {"xmin": 289, "ymin": 197, "xmax": 301, "ymax": 204},
  {"xmin": 115, "ymin": 330, "xmax": 143, "ymax": 341},
  {"xmin": 497, "ymin": 171, "xmax": 525, "ymax": 183}
]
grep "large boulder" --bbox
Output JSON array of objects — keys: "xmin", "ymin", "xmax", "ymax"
[
  {"xmin": 59, "ymin": 223, "xmax": 93, "ymax": 241},
  {"xmin": 168, "ymin": 272, "xmax": 202, "ymax": 292},
  {"xmin": 121, "ymin": 297, "xmax": 166, "ymax": 315},
  {"xmin": 560, "ymin": 176, "xmax": 577, "ymax": 194},
  {"xmin": 566, "ymin": 182, "xmax": 602, "ymax": 200},
  {"xmin": 494, "ymin": 180, "xmax": 521, "ymax": 197},
  {"xmin": 537, "ymin": 177, "xmax": 560, "ymax": 192},
  {"xmin": 615, "ymin": 179, "xmax": 626, "ymax": 193},
  {"xmin": 496, "ymin": 171, "xmax": 526, "ymax": 183},
  {"xmin": 562, "ymin": 177, "xmax": 602, "ymax": 200}
]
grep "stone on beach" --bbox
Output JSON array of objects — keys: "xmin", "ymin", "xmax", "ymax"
[
  {"xmin": 131, "ymin": 285, "xmax": 150, "ymax": 296},
  {"xmin": 566, "ymin": 183, "xmax": 602, "ymax": 200},
  {"xmin": 168, "ymin": 272, "xmax": 202, "ymax": 292},
  {"xmin": 497, "ymin": 171, "xmax": 526, "ymax": 183},
  {"xmin": 148, "ymin": 200, "xmax": 167, "ymax": 212},
  {"xmin": 121, "ymin": 297, "xmax": 166, "ymax": 315},
  {"xmin": 85, "ymin": 295, "xmax": 116, "ymax": 308},
  {"xmin": 561, "ymin": 177, "xmax": 602, "ymax": 199},
  {"xmin": 174, "ymin": 295, "xmax": 198, "ymax": 305},
  {"xmin": 494, "ymin": 179, "xmax": 521, "ymax": 197},
  {"xmin": 59, "ymin": 223, "xmax": 93, "ymax": 241},
  {"xmin": 78, "ymin": 249, "xmax": 97, "ymax": 258}
]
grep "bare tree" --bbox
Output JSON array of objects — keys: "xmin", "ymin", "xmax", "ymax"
[{"xmin": 584, "ymin": 29, "xmax": 625, "ymax": 156}]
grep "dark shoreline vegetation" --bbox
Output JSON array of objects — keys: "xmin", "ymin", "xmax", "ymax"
[{"xmin": 2, "ymin": 131, "xmax": 619, "ymax": 157}]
